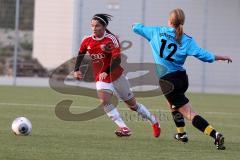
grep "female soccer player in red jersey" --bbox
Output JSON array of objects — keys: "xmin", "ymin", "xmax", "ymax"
[{"xmin": 74, "ymin": 14, "xmax": 160, "ymax": 137}]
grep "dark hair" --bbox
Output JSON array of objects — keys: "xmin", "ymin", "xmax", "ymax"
[
  {"xmin": 92, "ymin": 13, "xmax": 114, "ymax": 35},
  {"xmin": 92, "ymin": 13, "xmax": 112, "ymax": 27}
]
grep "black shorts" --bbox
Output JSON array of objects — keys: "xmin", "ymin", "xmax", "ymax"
[{"xmin": 159, "ymin": 70, "xmax": 189, "ymax": 109}]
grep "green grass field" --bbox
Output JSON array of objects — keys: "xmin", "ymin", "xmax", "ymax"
[{"xmin": 0, "ymin": 86, "xmax": 240, "ymax": 160}]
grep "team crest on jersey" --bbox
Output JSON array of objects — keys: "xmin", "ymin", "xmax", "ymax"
[{"xmin": 100, "ymin": 42, "xmax": 115, "ymax": 53}]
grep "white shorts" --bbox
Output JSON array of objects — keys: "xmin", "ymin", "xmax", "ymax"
[{"xmin": 96, "ymin": 75, "xmax": 134, "ymax": 101}]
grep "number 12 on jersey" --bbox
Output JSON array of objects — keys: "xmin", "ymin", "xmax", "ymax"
[{"xmin": 159, "ymin": 39, "xmax": 177, "ymax": 62}]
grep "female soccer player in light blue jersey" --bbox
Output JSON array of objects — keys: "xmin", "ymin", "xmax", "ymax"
[{"xmin": 133, "ymin": 8, "xmax": 232, "ymax": 150}]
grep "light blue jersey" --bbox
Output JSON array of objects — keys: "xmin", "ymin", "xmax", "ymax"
[{"xmin": 132, "ymin": 23, "xmax": 215, "ymax": 77}]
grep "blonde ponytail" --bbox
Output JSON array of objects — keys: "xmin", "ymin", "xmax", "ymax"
[
  {"xmin": 169, "ymin": 8, "xmax": 185, "ymax": 43},
  {"xmin": 176, "ymin": 24, "xmax": 183, "ymax": 43}
]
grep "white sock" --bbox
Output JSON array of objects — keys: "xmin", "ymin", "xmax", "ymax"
[
  {"xmin": 104, "ymin": 104, "xmax": 127, "ymax": 128},
  {"xmin": 136, "ymin": 103, "xmax": 157, "ymax": 124}
]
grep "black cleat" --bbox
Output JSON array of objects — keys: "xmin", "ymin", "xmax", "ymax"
[
  {"xmin": 214, "ymin": 132, "xmax": 226, "ymax": 150},
  {"xmin": 174, "ymin": 132, "xmax": 188, "ymax": 143}
]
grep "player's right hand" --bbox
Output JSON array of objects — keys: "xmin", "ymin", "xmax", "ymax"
[{"xmin": 73, "ymin": 71, "xmax": 83, "ymax": 80}]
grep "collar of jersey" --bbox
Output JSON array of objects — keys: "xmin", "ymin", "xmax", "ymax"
[
  {"xmin": 92, "ymin": 31, "xmax": 106, "ymax": 41},
  {"xmin": 168, "ymin": 27, "xmax": 176, "ymax": 32}
]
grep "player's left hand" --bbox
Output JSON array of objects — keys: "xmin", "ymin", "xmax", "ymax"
[
  {"xmin": 99, "ymin": 72, "xmax": 108, "ymax": 81},
  {"xmin": 215, "ymin": 55, "xmax": 233, "ymax": 63},
  {"xmin": 220, "ymin": 56, "xmax": 232, "ymax": 63},
  {"xmin": 224, "ymin": 56, "xmax": 232, "ymax": 63}
]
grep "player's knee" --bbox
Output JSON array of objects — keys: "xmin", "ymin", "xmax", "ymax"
[
  {"xmin": 99, "ymin": 99, "xmax": 111, "ymax": 106},
  {"xmin": 182, "ymin": 111, "xmax": 197, "ymax": 121},
  {"xmin": 124, "ymin": 97, "xmax": 136, "ymax": 105},
  {"xmin": 128, "ymin": 105, "xmax": 137, "ymax": 111},
  {"xmin": 189, "ymin": 112, "xmax": 197, "ymax": 121},
  {"xmin": 125, "ymin": 99, "xmax": 138, "ymax": 111}
]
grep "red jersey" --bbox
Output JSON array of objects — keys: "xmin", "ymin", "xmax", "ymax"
[{"xmin": 79, "ymin": 32, "xmax": 124, "ymax": 83}]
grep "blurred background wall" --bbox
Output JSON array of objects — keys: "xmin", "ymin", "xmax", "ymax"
[{"xmin": 0, "ymin": 0, "xmax": 239, "ymax": 93}]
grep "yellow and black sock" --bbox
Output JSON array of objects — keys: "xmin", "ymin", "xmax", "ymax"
[
  {"xmin": 172, "ymin": 111, "xmax": 186, "ymax": 135},
  {"xmin": 192, "ymin": 115, "xmax": 216, "ymax": 139}
]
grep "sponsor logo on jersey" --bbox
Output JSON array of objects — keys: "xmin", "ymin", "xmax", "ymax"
[{"xmin": 90, "ymin": 53, "xmax": 106, "ymax": 60}]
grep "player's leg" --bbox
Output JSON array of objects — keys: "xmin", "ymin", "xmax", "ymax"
[
  {"xmin": 167, "ymin": 101, "xmax": 188, "ymax": 142},
  {"xmin": 112, "ymin": 75, "xmax": 158, "ymax": 124},
  {"xmin": 96, "ymin": 82, "xmax": 131, "ymax": 137},
  {"xmin": 124, "ymin": 97, "xmax": 158, "ymax": 124},
  {"xmin": 124, "ymin": 97, "xmax": 161, "ymax": 137},
  {"xmin": 159, "ymin": 71, "xmax": 189, "ymax": 142},
  {"xmin": 113, "ymin": 75, "xmax": 160, "ymax": 137},
  {"xmin": 178, "ymin": 102, "xmax": 225, "ymax": 150}
]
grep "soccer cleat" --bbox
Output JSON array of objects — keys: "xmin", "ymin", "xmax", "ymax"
[
  {"xmin": 152, "ymin": 122, "xmax": 161, "ymax": 138},
  {"xmin": 174, "ymin": 132, "xmax": 189, "ymax": 143},
  {"xmin": 214, "ymin": 132, "xmax": 226, "ymax": 150},
  {"xmin": 115, "ymin": 127, "xmax": 132, "ymax": 137}
]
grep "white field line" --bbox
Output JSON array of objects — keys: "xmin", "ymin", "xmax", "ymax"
[{"xmin": 0, "ymin": 102, "xmax": 239, "ymax": 116}]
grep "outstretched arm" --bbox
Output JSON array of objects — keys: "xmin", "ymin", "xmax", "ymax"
[
  {"xmin": 132, "ymin": 23, "xmax": 157, "ymax": 41},
  {"xmin": 187, "ymin": 39, "xmax": 232, "ymax": 64}
]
